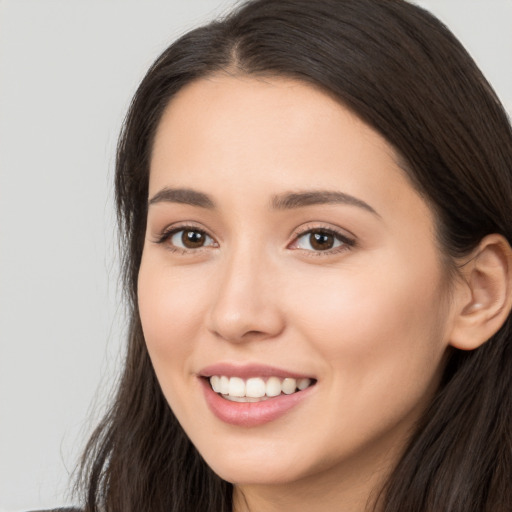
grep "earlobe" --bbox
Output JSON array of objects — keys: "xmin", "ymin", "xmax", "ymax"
[{"xmin": 449, "ymin": 234, "xmax": 512, "ymax": 351}]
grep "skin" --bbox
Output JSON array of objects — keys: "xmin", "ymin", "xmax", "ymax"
[{"xmin": 138, "ymin": 75, "xmax": 462, "ymax": 511}]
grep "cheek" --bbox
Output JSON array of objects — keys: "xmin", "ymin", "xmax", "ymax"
[
  {"xmin": 288, "ymin": 254, "xmax": 449, "ymax": 420},
  {"xmin": 291, "ymin": 256, "xmax": 445, "ymax": 343},
  {"xmin": 137, "ymin": 255, "xmax": 215, "ymax": 427},
  {"xmin": 137, "ymin": 255, "xmax": 209, "ymax": 371}
]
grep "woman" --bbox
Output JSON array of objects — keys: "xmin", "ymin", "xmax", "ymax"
[{"xmin": 68, "ymin": 0, "xmax": 512, "ymax": 510}]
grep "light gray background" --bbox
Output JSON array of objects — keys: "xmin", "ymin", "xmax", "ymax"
[{"xmin": 1, "ymin": 1, "xmax": 511, "ymax": 510}]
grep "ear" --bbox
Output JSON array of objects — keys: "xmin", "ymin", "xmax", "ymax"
[{"xmin": 449, "ymin": 234, "xmax": 512, "ymax": 351}]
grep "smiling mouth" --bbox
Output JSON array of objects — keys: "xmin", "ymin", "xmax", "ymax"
[{"xmin": 207, "ymin": 375, "xmax": 316, "ymax": 402}]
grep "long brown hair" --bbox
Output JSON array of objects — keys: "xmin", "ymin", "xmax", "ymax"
[{"xmin": 77, "ymin": 1, "xmax": 512, "ymax": 510}]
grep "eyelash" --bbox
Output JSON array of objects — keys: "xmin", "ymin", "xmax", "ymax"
[{"xmin": 153, "ymin": 223, "xmax": 355, "ymax": 256}]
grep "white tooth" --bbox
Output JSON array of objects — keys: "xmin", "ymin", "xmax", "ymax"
[
  {"xmin": 210, "ymin": 375, "xmax": 220, "ymax": 392},
  {"xmin": 297, "ymin": 378, "xmax": 311, "ymax": 390},
  {"xmin": 282, "ymin": 378, "xmax": 297, "ymax": 395},
  {"xmin": 266, "ymin": 376, "xmax": 282, "ymax": 397},
  {"xmin": 220, "ymin": 376, "xmax": 229, "ymax": 395},
  {"xmin": 228, "ymin": 377, "xmax": 246, "ymax": 397},
  {"xmin": 246, "ymin": 377, "xmax": 266, "ymax": 398}
]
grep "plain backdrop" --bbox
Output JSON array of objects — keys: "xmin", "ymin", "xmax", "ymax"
[{"xmin": 0, "ymin": 1, "xmax": 511, "ymax": 510}]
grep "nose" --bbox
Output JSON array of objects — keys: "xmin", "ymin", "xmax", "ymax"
[{"xmin": 206, "ymin": 246, "xmax": 285, "ymax": 343}]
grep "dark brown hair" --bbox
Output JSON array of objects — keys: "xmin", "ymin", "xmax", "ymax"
[{"xmin": 77, "ymin": 1, "xmax": 512, "ymax": 510}]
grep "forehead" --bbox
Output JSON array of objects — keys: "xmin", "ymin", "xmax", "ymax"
[
  {"xmin": 149, "ymin": 74, "xmax": 430, "ymax": 227},
  {"xmin": 152, "ymin": 74, "xmax": 378, "ymax": 157}
]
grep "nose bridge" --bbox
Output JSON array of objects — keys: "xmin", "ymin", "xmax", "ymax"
[{"xmin": 207, "ymin": 238, "xmax": 284, "ymax": 342}]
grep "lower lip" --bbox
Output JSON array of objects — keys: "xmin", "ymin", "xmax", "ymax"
[{"xmin": 200, "ymin": 378, "xmax": 315, "ymax": 427}]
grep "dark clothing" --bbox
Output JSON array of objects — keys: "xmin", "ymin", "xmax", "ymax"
[{"xmin": 29, "ymin": 509, "xmax": 81, "ymax": 512}]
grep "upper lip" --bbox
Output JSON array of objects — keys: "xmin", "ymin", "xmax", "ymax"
[{"xmin": 198, "ymin": 362, "xmax": 315, "ymax": 380}]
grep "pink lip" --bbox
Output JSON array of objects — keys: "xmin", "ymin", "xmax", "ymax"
[
  {"xmin": 198, "ymin": 363, "xmax": 316, "ymax": 427},
  {"xmin": 199, "ymin": 362, "xmax": 314, "ymax": 380}
]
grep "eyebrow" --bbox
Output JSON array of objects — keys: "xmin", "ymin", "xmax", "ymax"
[
  {"xmin": 148, "ymin": 187, "xmax": 378, "ymax": 216},
  {"xmin": 148, "ymin": 187, "xmax": 215, "ymax": 208},
  {"xmin": 271, "ymin": 190, "xmax": 379, "ymax": 216}
]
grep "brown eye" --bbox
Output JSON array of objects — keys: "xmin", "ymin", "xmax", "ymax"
[
  {"xmin": 168, "ymin": 228, "xmax": 215, "ymax": 250},
  {"xmin": 292, "ymin": 228, "xmax": 351, "ymax": 252},
  {"xmin": 309, "ymin": 231, "xmax": 335, "ymax": 250},
  {"xmin": 182, "ymin": 230, "xmax": 206, "ymax": 248}
]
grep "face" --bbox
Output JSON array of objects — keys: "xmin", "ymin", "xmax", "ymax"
[{"xmin": 138, "ymin": 75, "xmax": 456, "ymax": 490}]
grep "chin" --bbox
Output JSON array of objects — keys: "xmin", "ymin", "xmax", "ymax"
[{"xmin": 200, "ymin": 447, "xmax": 310, "ymax": 485}]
